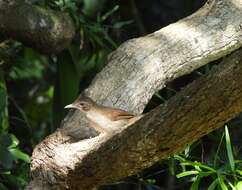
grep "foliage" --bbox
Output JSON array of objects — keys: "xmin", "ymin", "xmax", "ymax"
[
  {"xmin": 0, "ymin": 69, "xmax": 8, "ymax": 133},
  {"xmin": 175, "ymin": 126, "xmax": 242, "ymax": 190},
  {"xmin": 0, "ymin": 133, "xmax": 30, "ymax": 189}
]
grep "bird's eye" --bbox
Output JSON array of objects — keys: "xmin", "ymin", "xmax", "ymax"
[{"xmin": 79, "ymin": 102, "xmax": 90, "ymax": 111}]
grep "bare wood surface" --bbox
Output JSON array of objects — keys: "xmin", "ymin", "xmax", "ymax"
[{"xmin": 27, "ymin": 0, "xmax": 242, "ymax": 189}]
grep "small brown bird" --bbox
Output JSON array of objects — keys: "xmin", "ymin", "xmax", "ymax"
[{"xmin": 64, "ymin": 95, "xmax": 135, "ymax": 134}]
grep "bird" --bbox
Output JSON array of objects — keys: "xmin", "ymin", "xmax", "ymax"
[{"xmin": 64, "ymin": 95, "xmax": 136, "ymax": 134}]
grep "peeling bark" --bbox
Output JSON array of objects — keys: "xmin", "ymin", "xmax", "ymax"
[{"xmin": 0, "ymin": 0, "xmax": 75, "ymax": 54}]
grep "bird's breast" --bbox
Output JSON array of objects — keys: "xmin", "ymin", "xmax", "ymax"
[{"xmin": 86, "ymin": 110, "xmax": 127, "ymax": 132}]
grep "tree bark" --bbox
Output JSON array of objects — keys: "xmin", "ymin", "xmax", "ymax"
[
  {"xmin": 27, "ymin": 0, "xmax": 242, "ymax": 189},
  {"xmin": 28, "ymin": 49, "xmax": 242, "ymax": 190},
  {"xmin": 0, "ymin": 0, "xmax": 75, "ymax": 54},
  {"xmin": 61, "ymin": 0, "xmax": 242, "ymax": 139}
]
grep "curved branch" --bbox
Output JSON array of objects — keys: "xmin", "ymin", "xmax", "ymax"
[
  {"xmin": 62, "ymin": 0, "xmax": 242, "ymax": 139},
  {"xmin": 29, "ymin": 49, "xmax": 242, "ymax": 190},
  {"xmin": 28, "ymin": 0, "xmax": 242, "ymax": 189},
  {"xmin": 0, "ymin": 0, "xmax": 75, "ymax": 54}
]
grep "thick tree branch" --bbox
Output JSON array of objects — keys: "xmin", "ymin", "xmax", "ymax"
[
  {"xmin": 61, "ymin": 0, "xmax": 242, "ymax": 139},
  {"xmin": 29, "ymin": 49, "xmax": 242, "ymax": 190},
  {"xmin": 28, "ymin": 0, "xmax": 242, "ymax": 189},
  {"xmin": 0, "ymin": 0, "xmax": 75, "ymax": 54}
]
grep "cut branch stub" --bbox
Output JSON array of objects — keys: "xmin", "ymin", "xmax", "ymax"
[{"xmin": 0, "ymin": 0, "xmax": 75, "ymax": 54}]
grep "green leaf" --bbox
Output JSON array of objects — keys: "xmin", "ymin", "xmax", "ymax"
[
  {"xmin": 236, "ymin": 181, "xmax": 242, "ymax": 189},
  {"xmin": 0, "ymin": 69, "xmax": 8, "ymax": 132},
  {"xmin": 0, "ymin": 89, "xmax": 6, "ymax": 110},
  {"xmin": 184, "ymin": 146, "xmax": 190, "ymax": 158},
  {"xmin": 91, "ymin": 32, "xmax": 106, "ymax": 47},
  {"xmin": 180, "ymin": 161, "xmax": 216, "ymax": 172},
  {"xmin": 101, "ymin": 5, "xmax": 119, "ymax": 21},
  {"xmin": 104, "ymin": 33, "xmax": 118, "ymax": 48},
  {"xmin": 174, "ymin": 155, "xmax": 216, "ymax": 172},
  {"xmin": 208, "ymin": 179, "xmax": 218, "ymax": 190},
  {"xmin": 228, "ymin": 181, "xmax": 236, "ymax": 190},
  {"xmin": 113, "ymin": 20, "xmax": 133, "ymax": 29},
  {"xmin": 1, "ymin": 173, "xmax": 27, "ymax": 187},
  {"xmin": 168, "ymin": 157, "xmax": 176, "ymax": 176},
  {"xmin": 189, "ymin": 176, "xmax": 201, "ymax": 190},
  {"xmin": 146, "ymin": 179, "xmax": 156, "ymax": 184},
  {"xmin": 198, "ymin": 171, "xmax": 215, "ymax": 177},
  {"xmin": 174, "ymin": 154, "xmax": 186, "ymax": 162},
  {"xmin": 225, "ymin": 125, "xmax": 235, "ymax": 171},
  {"xmin": 9, "ymin": 148, "xmax": 31, "ymax": 163},
  {"xmin": 214, "ymin": 132, "xmax": 224, "ymax": 168},
  {"xmin": 0, "ymin": 171, "xmax": 11, "ymax": 175},
  {"xmin": 176, "ymin": 171, "xmax": 199, "ymax": 178},
  {"xmin": 218, "ymin": 176, "xmax": 228, "ymax": 190},
  {"xmin": 9, "ymin": 134, "xmax": 19, "ymax": 148},
  {"xmin": 236, "ymin": 169, "xmax": 242, "ymax": 176},
  {"xmin": 0, "ymin": 144, "xmax": 14, "ymax": 169}
]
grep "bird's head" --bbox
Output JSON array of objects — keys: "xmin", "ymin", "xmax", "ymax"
[{"xmin": 64, "ymin": 95, "xmax": 95, "ymax": 112}]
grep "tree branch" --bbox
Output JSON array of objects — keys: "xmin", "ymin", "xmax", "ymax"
[
  {"xmin": 61, "ymin": 0, "xmax": 242, "ymax": 139},
  {"xmin": 29, "ymin": 48, "xmax": 242, "ymax": 190},
  {"xmin": 0, "ymin": 0, "xmax": 75, "ymax": 54},
  {"xmin": 27, "ymin": 0, "xmax": 242, "ymax": 189}
]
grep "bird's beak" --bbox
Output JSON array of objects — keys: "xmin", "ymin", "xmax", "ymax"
[{"xmin": 64, "ymin": 104, "xmax": 77, "ymax": 109}]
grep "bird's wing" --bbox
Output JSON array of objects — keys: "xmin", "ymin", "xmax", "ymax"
[{"xmin": 107, "ymin": 108, "xmax": 135, "ymax": 121}]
